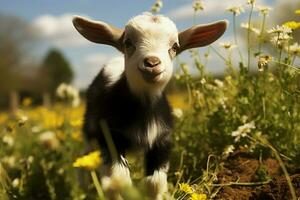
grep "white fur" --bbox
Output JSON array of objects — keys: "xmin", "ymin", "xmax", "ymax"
[
  {"xmin": 145, "ymin": 169, "xmax": 168, "ymax": 200},
  {"xmin": 124, "ymin": 13, "xmax": 178, "ymax": 98},
  {"xmin": 101, "ymin": 156, "xmax": 132, "ymax": 191},
  {"xmin": 102, "ymin": 56, "xmax": 125, "ymax": 86},
  {"xmin": 146, "ymin": 120, "xmax": 168, "ymax": 148}
]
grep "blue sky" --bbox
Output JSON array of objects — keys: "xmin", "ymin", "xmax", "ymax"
[{"xmin": 0, "ymin": 0, "xmax": 281, "ymax": 89}]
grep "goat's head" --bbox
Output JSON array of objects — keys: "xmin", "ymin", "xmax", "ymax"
[{"xmin": 73, "ymin": 13, "xmax": 227, "ymax": 97}]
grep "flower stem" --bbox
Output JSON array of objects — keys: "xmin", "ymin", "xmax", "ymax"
[
  {"xmin": 91, "ymin": 170, "xmax": 106, "ymax": 200},
  {"xmin": 247, "ymin": 3, "xmax": 254, "ymax": 70},
  {"xmin": 233, "ymin": 14, "xmax": 244, "ymax": 64},
  {"xmin": 258, "ymin": 14, "xmax": 266, "ymax": 54}
]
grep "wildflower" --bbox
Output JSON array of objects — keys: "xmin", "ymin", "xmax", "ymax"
[
  {"xmin": 214, "ymin": 79, "xmax": 224, "ymax": 88},
  {"xmin": 73, "ymin": 151, "xmax": 102, "ymax": 170},
  {"xmin": 241, "ymin": 23, "xmax": 260, "ymax": 34},
  {"xmin": 2, "ymin": 135, "xmax": 14, "ymax": 146},
  {"xmin": 72, "ymin": 131, "xmax": 83, "ymax": 141},
  {"xmin": 17, "ymin": 114, "xmax": 28, "ymax": 126},
  {"xmin": 193, "ymin": 0, "xmax": 204, "ymax": 12},
  {"xmin": 190, "ymin": 193, "xmax": 207, "ymax": 200},
  {"xmin": 247, "ymin": 0, "xmax": 255, "ymax": 5},
  {"xmin": 258, "ymin": 55, "xmax": 272, "ymax": 72},
  {"xmin": 172, "ymin": 108, "xmax": 183, "ymax": 119},
  {"xmin": 70, "ymin": 118, "xmax": 83, "ymax": 127},
  {"xmin": 38, "ymin": 131, "xmax": 60, "ymax": 150},
  {"xmin": 200, "ymin": 78, "xmax": 206, "ymax": 84},
  {"xmin": 231, "ymin": 121, "xmax": 255, "ymax": 142},
  {"xmin": 219, "ymin": 42, "xmax": 237, "ymax": 50},
  {"xmin": 227, "ymin": 6, "xmax": 244, "ymax": 16},
  {"xmin": 12, "ymin": 178, "xmax": 20, "ymax": 188},
  {"xmin": 181, "ymin": 63, "xmax": 189, "ymax": 74},
  {"xmin": 267, "ymin": 25, "xmax": 292, "ymax": 34},
  {"xmin": 151, "ymin": 0, "xmax": 163, "ymax": 13},
  {"xmin": 257, "ymin": 6, "xmax": 272, "ymax": 16},
  {"xmin": 179, "ymin": 183, "xmax": 193, "ymax": 194},
  {"xmin": 56, "ymin": 83, "xmax": 81, "ymax": 107},
  {"xmin": 283, "ymin": 21, "xmax": 300, "ymax": 30},
  {"xmin": 295, "ymin": 9, "xmax": 300, "ymax": 15},
  {"xmin": 2, "ymin": 156, "xmax": 16, "ymax": 168},
  {"xmin": 223, "ymin": 145, "xmax": 235, "ymax": 156},
  {"xmin": 22, "ymin": 97, "xmax": 32, "ymax": 107},
  {"xmin": 289, "ymin": 42, "xmax": 300, "ymax": 56}
]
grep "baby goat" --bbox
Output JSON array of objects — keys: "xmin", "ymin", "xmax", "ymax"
[{"xmin": 73, "ymin": 13, "xmax": 227, "ymax": 199}]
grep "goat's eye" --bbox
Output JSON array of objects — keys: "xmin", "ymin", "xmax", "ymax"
[
  {"xmin": 124, "ymin": 39, "xmax": 133, "ymax": 48},
  {"xmin": 169, "ymin": 42, "xmax": 179, "ymax": 58},
  {"xmin": 171, "ymin": 42, "xmax": 179, "ymax": 52}
]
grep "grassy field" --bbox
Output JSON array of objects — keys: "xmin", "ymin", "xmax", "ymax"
[{"xmin": 1, "ymin": 1, "xmax": 300, "ymax": 200}]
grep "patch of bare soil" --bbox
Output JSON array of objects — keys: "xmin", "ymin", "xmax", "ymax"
[{"xmin": 215, "ymin": 151, "xmax": 300, "ymax": 200}]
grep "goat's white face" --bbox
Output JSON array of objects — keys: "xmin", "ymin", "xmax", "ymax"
[
  {"xmin": 73, "ymin": 13, "xmax": 227, "ymax": 97},
  {"xmin": 123, "ymin": 14, "xmax": 178, "ymax": 96}
]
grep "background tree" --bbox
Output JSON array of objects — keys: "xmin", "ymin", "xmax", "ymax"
[
  {"xmin": 0, "ymin": 14, "xmax": 38, "ymax": 112},
  {"xmin": 40, "ymin": 48, "xmax": 74, "ymax": 105}
]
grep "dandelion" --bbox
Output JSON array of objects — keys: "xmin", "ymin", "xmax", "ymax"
[
  {"xmin": 257, "ymin": 6, "xmax": 272, "ymax": 16},
  {"xmin": 190, "ymin": 193, "xmax": 207, "ymax": 200},
  {"xmin": 227, "ymin": 6, "xmax": 244, "ymax": 16},
  {"xmin": 283, "ymin": 21, "xmax": 300, "ymax": 30},
  {"xmin": 295, "ymin": 9, "xmax": 300, "ymax": 15},
  {"xmin": 219, "ymin": 42, "xmax": 237, "ymax": 50},
  {"xmin": 231, "ymin": 121, "xmax": 255, "ymax": 142},
  {"xmin": 22, "ymin": 97, "xmax": 32, "ymax": 107},
  {"xmin": 241, "ymin": 23, "xmax": 260, "ymax": 34},
  {"xmin": 289, "ymin": 42, "xmax": 300, "ymax": 56},
  {"xmin": 151, "ymin": 0, "xmax": 163, "ymax": 13},
  {"xmin": 172, "ymin": 108, "xmax": 183, "ymax": 119},
  {"xmin": 258, "ymin": 55, "xmax": 272, "ymax": 72},
  {"xmin": 193, "ymin": 0, "xmax": 204, "ymax": 12},
  {"xmin": 73, "ymin": 151, "xmax": 102, "ymax": 170},
  {"xmin": 70, "ymin": 118, "xmax": 83, "ymax": 127},
  {"xmin": 179, "ymin": 183, "xmax": 193, "ymax": 194}
]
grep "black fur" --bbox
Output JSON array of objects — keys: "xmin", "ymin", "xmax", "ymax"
[{"xmin": 83, "ymin": 69, "xmax": 173, "ymax": 175}]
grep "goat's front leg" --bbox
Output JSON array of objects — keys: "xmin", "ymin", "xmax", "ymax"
[
  {"xmin": 100, "ymin": 153, "xmax": 132, "ymax": 200},
  {"xmin": 145, "ymin": 136, "xmax": 171, "ymax": 200}
]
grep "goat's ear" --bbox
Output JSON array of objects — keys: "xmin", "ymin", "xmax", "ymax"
[
  {"xmin": 178, "ymin": 20, "xmax": 228, "ymax": 54},
  {"xmin": 73, "ymin": 16, "xmax": 124, "ymax": 52}
]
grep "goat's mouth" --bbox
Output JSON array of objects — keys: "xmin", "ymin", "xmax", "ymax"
[{"xmin": 138, "ymin": 66, "xmax": 165, "ymax": 83}]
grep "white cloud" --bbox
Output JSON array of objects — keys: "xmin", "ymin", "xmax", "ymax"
[
  {"xmin": 32, "ymin": 14, "xmax": 91, "ymax": 48},
  {"xmin": 167, "ymin": 0, "xmax": 267, "ymax": 21},
  {"xmin": 73, "ymin": 52, "xmax": 121, "ymax": 89}
]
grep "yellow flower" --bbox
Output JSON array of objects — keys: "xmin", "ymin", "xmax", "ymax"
[
  {"xmin": 295, "ymin": 9, "xmax": 300, "ymax": 15},
  {"xmin": 71, "ymin": 131, "xmax": 83, "ymax": 142},
  {"xmin": 70, "ymin": 118, "xmax": 83, "ymax": 127},
  {"xmin": 73, "ymin": 151, "xmax": 102, "ymax": 170},
  {"xmin": 190, "ymin": 193, "xmax": 207, "ymax": 200},
  {"xmin": 283, "ymin": 21, "xmax": 300, "ymax": 30},
  {"xmin": 179, "ymin": 183, "xmax": 193, "ymax": 194},
  {"xmin": 22, "ymin": 97, "xmax": 32, "ymax": 107}
]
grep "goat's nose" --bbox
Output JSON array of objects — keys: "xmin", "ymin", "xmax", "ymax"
[{"xmin": 143, "ymin": 56, "xmax": 161, "ymax": 68}]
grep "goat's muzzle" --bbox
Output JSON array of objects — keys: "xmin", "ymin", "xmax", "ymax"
[{"xmin": 139, "ymin": 57, "xmax": 164, "ymax": 83}]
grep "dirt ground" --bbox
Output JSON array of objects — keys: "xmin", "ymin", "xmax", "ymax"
[{"xmin": 215, "ymin": 151, "xmax": 300, "ymax": 200}]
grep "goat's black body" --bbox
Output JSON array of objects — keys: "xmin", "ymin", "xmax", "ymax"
[{"xmin": 83, "ymin": 69, "xmax": 173, "ymax": 175}]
